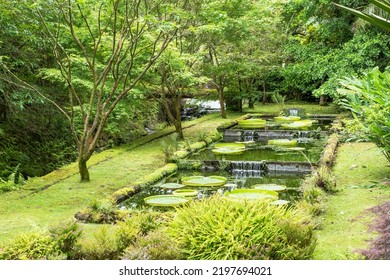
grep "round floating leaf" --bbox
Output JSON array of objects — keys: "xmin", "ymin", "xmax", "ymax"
[
  {"xmin": 214, "ymin": 143, "xmax": 245, "ymax": 148},
  {"xmin": 212, "ymin": 142, "xmax": 246, "ymax": 155},
  {"xmin": 271, "ymin": 199, "xmax": 290, "ymax": 205},
  {"xmin": 144, "ymin": 195, "xmax": 190, "ymax": 206},
  {"xmin": 181, "ymin": 175, "xmax": 227, "ymax": 187},
  {"xmin": 274, "ymin": 116, "xmax": 301, "ymax": 122},
  {"xmin": 285, "ymin": 147, "xmax": 306, "ymax": 151},
  {"xmin": 160, "ymin": 183, "xmax": 185, "ymax": 189},
  {"xmin": 281, "ymin": 121, "xmax": 313, "ymax": 129},
  {"xmin": 252, "ymin": 184, "xmax": 287, "ymax": 192},
  {"xmin": 224, "ymin": 183, "xmax": 238, "ymax": 189},
  {"xmin": 268, "ymin": 139, "xmax": 298, "ymax": 146},
  {"xmin": 235, "ymin": 140, "xmax": 255, "ymax": 144},
  {"xmin": 172, "ymin": 189, "xmax": 199, "ymax": 197},
  {"xmin": 225, "ymin": 189, "xmax": 278, "ymax": 200},
  {"xmin": 237, "ymin": 119, "xmax": 267, "ymax": 128},
  {"xmin": 212, "ymin": 147, "xmax": 245, "ymax": 155}
]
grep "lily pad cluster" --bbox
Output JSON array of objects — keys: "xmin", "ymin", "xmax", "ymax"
[{"xmin": 212, "ymin": 143, "xmax": 246, "ymax": 155}]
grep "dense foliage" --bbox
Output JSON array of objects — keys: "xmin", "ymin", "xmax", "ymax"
[
  {"xmin": 336, "ymin": 67, "xmax": 390, "ymax": 162},
  {"xmin": 1, "ymin": 0, "xmax": 390, "ymax": 181},
  {"xmin": 169, "ymin": 197, "xmax": 316, "ymax": 260}
]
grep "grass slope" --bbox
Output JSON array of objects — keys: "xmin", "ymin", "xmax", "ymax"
[
  {"xmin": 313, "ymin": 142, "xmax": 390, "ymax": 259},
  {"xmin": 0, "ymin": 112, "xmax": 241, "ymax": 243}
]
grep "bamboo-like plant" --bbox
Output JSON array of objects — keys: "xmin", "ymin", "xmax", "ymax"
[
  {"xmin": 337, "ymin": 67, "xmax": 390, "ymax": 162},
  {"xmin": 333, "ymin": 0, "xmax": 390, "ymax": 31}
]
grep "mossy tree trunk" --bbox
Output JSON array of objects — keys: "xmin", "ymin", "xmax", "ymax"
[{"xmin": 78, "ymin": 158, "xmax": 90, "ymax": 182}]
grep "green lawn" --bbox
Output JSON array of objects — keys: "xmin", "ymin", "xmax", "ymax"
[{"xmin": 313, "ymin": 142, "xmax": 390, "ymax": 259}]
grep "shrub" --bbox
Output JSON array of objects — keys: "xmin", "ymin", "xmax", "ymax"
[
  {"xmin": 121, "ymin": 228, "xmax": 183, "ymax": 260},
  {"xmin": 168, "ymin": 196, "xmax": 316, "ymax": 260},
  {"xmin": 314, "ymin": 166, "xmax": 338, "ymax": 193},
  {"xmin": 49, "ymin": 221, "xmax": 83, "ymax": 259},
  {"xmin": 115, "ymin": 211, "xmax": 169, "ymax": 250},
  {"xmin": 337, "ymin": 67, "xmax": 390, "ymax": 162},
  {"xmin": 77, "ymin": 226, "xmax": 120, "ymax": 260},
  {"xmin": 0, "ymin": 232, "xmax": 62, "ymax": 260},
  {"xmin": 360, "ymin": 201, "xmax": 390, "ymax": 260}
]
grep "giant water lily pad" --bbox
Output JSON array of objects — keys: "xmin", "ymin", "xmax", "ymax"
[
  {"xmin": 284, "ymin": 147, "xmax": 306, "ymax": 151},
  {"xmin": 214, "ymin": 143, "xmax": 245, "ymax": 148},
  {"xmin": 225, "ymin": 189, "xmax": 278, "ymax": 200},
  {"xmin": 144, "ymin": 195, "xmax": 190, "ymax": 206},
  {"xmin": 281, "ymin": 120, "xmax": 313, "ymax": 129},
  {"xmin": 252, "ymin": 184, "xmax": 287, "ymax": 192},
  {"xmin": 268, "ymin": 139, "xmax": 298, "ymax": 146},
  {"xmin": 274, "ymin": 116, "xmax": 301, "ymax": 122},
  {"xmin": 237, "ymin": 119, "xmax": 267, "ymax": 128},
  {"xmin": 212, "ymin": 143, "xmax": 246, "ymax": 155},
  {"xmin": 159, "ymin": 183, "xmax": 185, "ymax": 189},
  {"xmin": 172, "ymin": 189, "xmax": 199, "ymax": 197},
  {"xmin": 212, "ymin": 147, "xmax": 246, "ymax": 155},
  {"xmin": 181, "ymin": 175, "xmax": 227, "ymax": 187}
]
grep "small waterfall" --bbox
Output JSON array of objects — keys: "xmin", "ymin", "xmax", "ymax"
[
  {"xmin": 242, "ymin": 130, "xmax": 255, "ymax": 142},
  {"xmin": 297, "ymin": 131, "xmax": 310, "ymax": 138},
  {"xmin": 289, "ymin": 109, "xmax": 299, "ymax": 116},
  {"xmin": 231, "ymin": 161, "xmax": 267, "ymax": 178},
  {"xmin": 284, "ymin": 108, "xmax": 305, "ymax": 117}
]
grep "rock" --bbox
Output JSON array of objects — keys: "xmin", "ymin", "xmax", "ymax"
[{"xmin": 349, "ymin": 164, "xmax": 358, "ymax": 169}]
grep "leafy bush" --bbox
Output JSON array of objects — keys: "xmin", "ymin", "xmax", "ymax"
[
  {"xmin": 0, "ymin": 232, "xmax": 61, "ymax": 260},
  {"xmin": 0, "ymin": 221, "xmax": 82, "ymax": 260},
  {"xmin": 313, "ymin": 166, "xmax": 338, "ymax": 193},
  {"xmin": 49, "ymin": 221, "xmax": 83, "ymax": 259},
  {"xmin": 116, "ymin": 211, "xmax": 169, "ymax": 251},
  {"xmin": 168, "ymin": 196, "xmax": 316, "ymax": 260},
  {"xmin": 337, "ymin": 67, "xmax": 390, "ymax": 162},
  {"xmin": 360, "ymin": 201, "xmax": 390, "ymax": 260},
  {"xmin": 77, "ymin": 226, "xmax": 120, "ymax": 260},
  {"xmin": 121, "ymin": 229, "xmax": 183, "ymax": 260}
]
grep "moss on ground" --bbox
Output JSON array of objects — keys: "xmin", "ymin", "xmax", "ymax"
[{"xmin": 313, "ymin": 142, "xmax": 390, "ymax": 259}]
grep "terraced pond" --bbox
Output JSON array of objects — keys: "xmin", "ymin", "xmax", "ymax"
[{"xmin": 120, "ymin": 112, "xmax": 335, "ymax": 210}]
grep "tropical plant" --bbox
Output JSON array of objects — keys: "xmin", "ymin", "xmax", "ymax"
[
  {"xmin": 334, "ymin": 0, "xmax": 390, "ymax": 31},
  {"xmin": 336, "ymin": 67, "xmax": 390, "ymax": 162},
  {"xmin": 168, "ymin": 196, "xmax": 316, "ymax": 260}
]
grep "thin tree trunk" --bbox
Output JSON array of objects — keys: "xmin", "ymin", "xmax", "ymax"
[
  {"xmin": 319, "ymin": 95, "xmax": 326, "ymax": 105},
  {"xmin": 78, "ymin": 158, "xmax": 90, "ymax": 182},
  {"xmin": 262, "ymin": 81, "xmax": 267, "ymax": 104},
  {"xmin": 218, "ymin": 85, "xmax": 227, "ymax": 119}
]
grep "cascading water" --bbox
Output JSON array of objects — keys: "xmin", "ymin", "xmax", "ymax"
[
  {"xmin": 242, "ymin": 130, "xmax": 255, "ymax": 142},
  {"xmin": 231, "ymin": 160, "xmax": 268, "ymax": 178}
]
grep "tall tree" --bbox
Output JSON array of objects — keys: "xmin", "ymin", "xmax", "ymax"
[{"xmin": 36, "ymin": 0, "xmax": 188, "ymax": 181}]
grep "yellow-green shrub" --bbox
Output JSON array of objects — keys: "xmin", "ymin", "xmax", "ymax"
[{"xmin": 168, "ymin": 196, "xmax": 316, "ymax": 260}]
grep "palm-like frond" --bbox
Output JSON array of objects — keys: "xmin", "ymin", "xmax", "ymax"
[{"xmin": 334, "ymin": 0, "xmax": 390, "ymax": 31}]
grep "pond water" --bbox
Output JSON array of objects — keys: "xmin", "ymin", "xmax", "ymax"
[
  {"xmin": 189, "ymin": 138, "xmax": 326, "ymax": 163},
  {"xmin": 119, "ymin": 170, "xmax": 304, "ymax": 210},
  {"xmin": 120, "ymin": 114, "xmax": 334, "ymax": 211}
]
